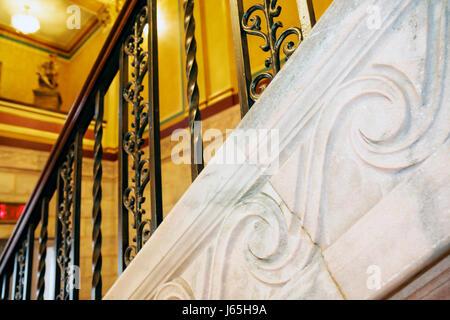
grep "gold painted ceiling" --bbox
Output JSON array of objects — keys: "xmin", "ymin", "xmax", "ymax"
[{"xmin": 0, "ymin": 0, "xmax": 106, "ymax": 56}]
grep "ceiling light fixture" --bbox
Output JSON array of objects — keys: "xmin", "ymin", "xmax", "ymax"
[{"xmin": 11, "ymin": 5, "xmax": 40, "ymax": 34}]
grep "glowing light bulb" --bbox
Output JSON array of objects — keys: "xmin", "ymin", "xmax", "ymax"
[{"xmin": 11, "ymin": 6, "xmax": 40, "ymax": 34}]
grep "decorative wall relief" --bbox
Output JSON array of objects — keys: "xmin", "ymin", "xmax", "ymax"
[
  {"xmin": 149, "ymin": 187, "xmax": 343, "ymax": 300},
  {"xmin": 154, "ymin": 277, "xmax": 195, "ymax": 300},
  {"xmin": 298, "ymin": 0, "xmax": 448, "ymax": 246},
  {"xmin": 33, "ymin": 53, "xmax": 62, "ymax": 111},
  {"xmin": 206, "ymin": 189, "xmax": 342, "ymax": 299},
  {"xmin": 104, "ymin": 0, "xmax": 449, "ymax": 300}
]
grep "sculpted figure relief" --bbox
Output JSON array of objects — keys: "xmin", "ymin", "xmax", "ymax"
[
  {"xmin": 37, "ymin": 53, "xmax": 59, "ymax": 90},
  {"xmin": 33, "ymin": 53, "xmax": 62, "ymax": 110}
]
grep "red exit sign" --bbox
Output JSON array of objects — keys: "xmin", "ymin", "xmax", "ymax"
[{"xmin": 0, "ymin": 203, "xmax": 25, "ymax": 223}]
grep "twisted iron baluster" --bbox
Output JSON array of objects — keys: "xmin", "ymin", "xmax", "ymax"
[
  {"xmin": 37, "ymin": 198, "xmax": 48, "ymax": 300},
  {"xmin": 240, "ymin": 0, "xmax": 302, "ymax": 102},
  {"xmin": 184, "ymin": 0, "xmax": 204, "ymax": 180},
  {"xmin": 92, "ymin": 91, "xmax": 103, "ymax": 300}
]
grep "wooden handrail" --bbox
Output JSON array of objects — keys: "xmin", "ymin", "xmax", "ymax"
[{"xmin": 0, "ymin": 0, "xmax": 141, "ymax": 276}]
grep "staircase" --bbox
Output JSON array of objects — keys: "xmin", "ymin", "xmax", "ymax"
[{"xmin": 1, "ymin": 0, "xmax": 449, "ymax": 300}]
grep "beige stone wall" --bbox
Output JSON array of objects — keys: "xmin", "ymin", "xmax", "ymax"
[
  {"xmin": 0, "ymin": 145, "xmax": 46, "ymax": 241},
  {"xmin": 76, "ymin": 157, "xmax": 118, "ymax": 299},
  {"xmin": 46, "ymin": 156, "xmax": 119, "ymax": 300},
  {"xmin": 0, "ymin": 145, "xmax": 118, "ymax": 300},
  {"xmin": 158, "ymin": 104, "xmax": 241, "ymax": 215},
  {"xmin": 0, "ymin": 104, "xmax": 241, "ymax": 299}
]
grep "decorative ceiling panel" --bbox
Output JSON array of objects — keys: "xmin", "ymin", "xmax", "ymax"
[{"xmin": 0, "ymin": 0, "xmax": 104, "ymax": 56}]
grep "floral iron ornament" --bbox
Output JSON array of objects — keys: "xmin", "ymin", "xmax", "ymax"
[
  {"xmin": 242, "ymin": 0, "xmax": 302, "ymax": 101},
  {"xmin": 122, "ymin": 6, "xmax": 152, "ymax": 266}
]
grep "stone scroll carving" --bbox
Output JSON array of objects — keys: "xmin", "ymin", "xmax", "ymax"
[
  {"xmin": 206, "ymin": 190, "xmax": 342, "ymax": 299},
  {"xmin": 105, "ymin": 0, "xmax": 449, "ymax": 300},
  {"xmin": 208, "ymin": 192, "xmax": 318, "ymax": 299},
  {"xmin": 154, "ymin": 277, "xmax": 195, "ymax": 300},
  {"xmin": 279, "ymin": 0, "xmax": 450, "ymax": 247},
  {"xmin": 151, "ymin": 190, "xmax": 342, "ymax": 300}
]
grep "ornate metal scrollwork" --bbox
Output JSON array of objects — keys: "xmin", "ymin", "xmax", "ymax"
[
  {"xmin": 122, "ymin": 6, "xmax": 152, "ymax": 266},
  {"xmin": 56, "ymin": 144, "xmax": 75, "ymax": 300},
  {"xmin": 242, "ymin": 0, "xmax": 302, "ymax": 101},
  {"xmin": 13, "ymin": 240, "xmax": 26, "ymax": 300}
]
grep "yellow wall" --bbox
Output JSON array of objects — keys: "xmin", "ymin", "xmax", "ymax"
[
  {"xmin": 312, "ymin": 0, "xmax": 334, "ymax": 19},
  {"xmin": 195, "ymin": 0, "xmax": 237, "ymax": 107},
  {"xmin": 152, "ymin": 0, "xmax": 238, "ymax": 129},
  {"xmin": 63, "ymin": 28, "xmax": 111, "ymax": 112},
  {"xmin": 154, "ymin": 0, "xmax": 334, "ymax": 128},
  {"xmin": 0, "ymin": 0, "xmax": 336, "ymax": 183},
  {"xmin": 157, "ymin": 0, "xmax": 185, "ymax": 123},
  {"xmin": 0, "ymin": 37, "xmax": 70, "ymax": 107},
  {"xmin": 0, "ymin": 0, "xmax": 333, "ymax": 151},
  {"xmin": 0, "ymin": 27, "xmax": 111, "ymax": 113}
]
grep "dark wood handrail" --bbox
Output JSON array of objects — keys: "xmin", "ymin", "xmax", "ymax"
[{"xmin": 0, "ymin": 0, "xmax": 141, "ymax": 276}]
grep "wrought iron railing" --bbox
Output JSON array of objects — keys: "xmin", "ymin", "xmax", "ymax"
[
  {"xmin": 230, "ymin": 0, "xmax": 314, "ymax": 117},
  {"xmin": 0, "ymin": 0, "xmax": 313, "ymax": 300}
]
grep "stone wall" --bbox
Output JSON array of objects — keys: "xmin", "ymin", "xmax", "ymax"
[
  {"xmin": 0, "ymin": 103, "xmax": 241, "ymax": 299},
  {"xmin": 0, "ymin": 145, "xmax": 46, "ymax": 243},
  {"xmin": 0, "ymin": 145, "xmax": 119, "ymax": 299}
]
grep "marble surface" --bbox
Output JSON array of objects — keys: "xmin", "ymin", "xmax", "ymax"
[{"xmin": 104, "ymin": 0, "xmax": 449, "ymax": 300}]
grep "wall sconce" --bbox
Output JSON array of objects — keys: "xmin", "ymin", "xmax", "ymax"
[{"xmin": 11, "ymin": 5, "xmax": 40, "ymax": 34}]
